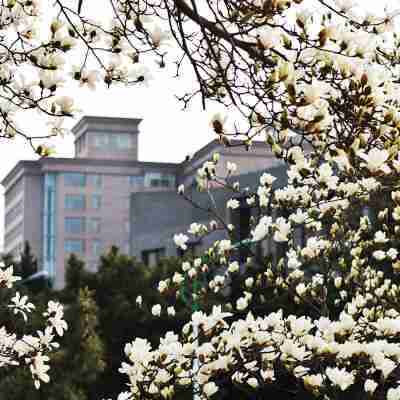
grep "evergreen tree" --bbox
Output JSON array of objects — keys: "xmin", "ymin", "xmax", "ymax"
[
  {"xmin": 18, "ymin": 241, "xmax": 38, "ymax": 279},
  {"xmin": 1, "ymin": 252, "xmax": 15, "ymax": 268}
]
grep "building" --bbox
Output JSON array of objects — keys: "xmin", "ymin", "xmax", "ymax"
[{"xmin": 2, "ymin": 116, "xmax": 283, "ymax": 288}]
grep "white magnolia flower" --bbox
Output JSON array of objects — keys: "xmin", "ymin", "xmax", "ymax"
[
  {"xmin": 325, "ymin": 367, "xmax": 354, "ymax": 391},
  {"xmin": 260, "ymin": 173, "xmax": 276, "ymax": 186},
  {"xmin": 228, "ymin": 261, "xmax": 240, "ymax": 273},
  {"xmin": 274, "ymin": 217, "xmax": 291, "ymax": 242},
  {"xmin": 174, "ymin": 233, "xmax": 189, "ymax": 250},
  {"xmin": 364, "ymin": 379, "xmax": 378, "ymax": 394},
  {"xmin": 227, "ymin": 161, "xmax": 237, "ymax": 174},
  {"xmin": 55, "ymin": 96, "xmax": 75, "ymax": 115},
  {"xmin": 203, "ymin": 382, "xmax": 218, "ymax": 397},
  {"xmin": 158, "ymin": 280, "xmax": 168, "ymax": 293},
  {"xmin": 374, "ymin": 231, "xmax": 388, "ymax": 243},
  {"xmin": 257, "ymin": 26, "xmax": 280, "ymax": 49},
  {"xmin": 252, "ymin": 216, "xmax": 272, "ymax": 241},
  {"xmin": 296, "ymin": 283, "xmax": 307, "ymax": 296},
  {"xmin": 387, "ymin": 387, "xmax": 400, "ymax": 400},
  {"xmin": 245, "ymin": 277, "xmax": 254, "ymax": 288},
  {"xmin": 167, "ymin": 306, "xmax": 176, "ymax": 317},
  {"xmin": 178, "ymin": 184, "xmax": 184, "ymax": 194},
  {"xmin": 236, "ymin": 297, "xmax": 248, "ymax": 311},
  {"xmin": 151, "ymin": 304, "xmax": 161, "ymax": 317},
  {"xmin": 358, "ymin": 148, "xmax": 390, "ymax": 174},
  {"xmin": 373, "ymin": 250, "xmax": 386, "ymax": 261},
  {"xmin": 227, "ymin": 199, "xmax": 240, "ymax": 209}
]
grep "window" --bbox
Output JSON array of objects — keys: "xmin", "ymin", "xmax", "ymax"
[
  {"xmin": 65, "ymin": 217, "xmax": 86, "ymax": 234},
  {"xmin": 94, "ymin": 133, "xmax": 108, "ymax": 148},
  {"xmin": 110, "ymin": 134, "xmax": 131, "ymax": 149},
  {"xmin": 91, "ymin": 240, "xmax": 102, "ymax": 257},
  {"xmin": 142, "ymin": 248, "xmax": 165, "ymax": 267},
  {"xmin": 64, "ymin": 239, "xmax": 85, "ymax": 254},
  {"xmin": 144, "ymin": 173, "xmax": 176, "ymax": 188},
  {"xmin": 118, "ymin": 134, "xmax": 131, "ymax": 149},
  {"xmin": 91, "ymin": 194, "xmax": 102, "ymax": 209},
  {"xmin": 230, "ymin": 197, "xmax": 252, "ymax": 262},
  {"xmin": 5, "ymin": 179, "xmax": 23, "ymax": 205},
  {"xmin": 88, "ymin": 174, "xmax": 102, "ymax": 187},
  {"xmin": 64, "ymin": 172, "xmax": 86, "ymax": 187},
  {"xmin": 65, "ymin": 194, "xmax": 86, "ymax": 210},
  {"xmin": 5, "ymin": 200, "xmax": 23, "ymax": 226},
  {"xmin": 87, "ymin": 218, "xmax": 101, "ymax": 234},
  {"xmin": 129, "ymin": 175, "xmax": 144, "ymax": 187},
  {"xmin": 76, "ymin": 136, "xmax": 86, "ymax": 154},
  {"xmin": 124, "ymin": 220, "xmax": 130, "ymax": 234},
  {"xmin": 94, "ymin": 133, "xmax": 131, "ymax": 149}
]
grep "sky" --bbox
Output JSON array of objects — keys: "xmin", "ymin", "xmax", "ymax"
[{"xmin": 0, "ymin": 0, "xmax": 390, "ymax": 250}]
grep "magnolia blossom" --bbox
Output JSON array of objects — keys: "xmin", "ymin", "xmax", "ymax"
[
  {"xmin": 227, "ymin": 198, "xmax": 240, "ymax": 209},
  {"xmin": 326, "ymin": 368, "xmax": 354, "ymax": 391},
  {"xmin": 174, "ymin": 233, "xmax": 189, "ymax": 250},
  {"xmin": 0, "ymin": 264, "xmax": 67, "ymax": 389},
  {"xmin": 252, "ymin": 216, "xmax": 272, "ymax": 241},
  {"xmin": 210, "ymin": 113, "xmax": 227, "ymax": 134},
  {"xmin": 257, "ymin": 26, "xmax": 280, "ymax": 49},
  {"xmin": 151, "ymin": 304, "xmax": 161, "ymax": 317},
  {"xmin": 358, "ymin": 149, "xmax": 390, "ymax": 174}
]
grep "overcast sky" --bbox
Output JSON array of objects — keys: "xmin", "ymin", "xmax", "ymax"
[{"xmin": 0, "ymin": 0, "xmax": 391, "ymax": 250}]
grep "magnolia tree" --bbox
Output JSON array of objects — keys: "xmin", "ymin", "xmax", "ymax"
[
  {"xmin": 97, "ymin": 1, "xmax": 400, "ymax": 400},
  {"xmin": 0, "ymin": 263, "xmax": 67, "ymax": 389},
  {"xmin": 4, "ymin": 0, "xmax": 400, "ymax": 399}
]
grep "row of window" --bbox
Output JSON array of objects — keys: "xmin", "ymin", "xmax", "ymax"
[
  {"xmin": 5, "ymin": 199, "xmax": 23, "ymax": 226},
  {"xmin": 65, "ymin": 217, "xmax": 130, "ymax": 235},
  {"xmin": 5, "ymin": 179, "xmax": 23, "ymax": 205},
  {"xmin": 64, "ymin": 239, "xmax": 102, "ymax": 256},
  {"xmin": 93, "ymin": 133, "xmax": 132, "ymax": 150},
  {"xmin": 63, "ymin": 172, "xmax": 176, "ymax": 189},
  {"xmin": 144, "ymin": 173, "xmax": 176, "ymax": 188},
  {"xmin": 64, "ymin": 173, "xmax": 102, "ymax": 187},
  {"xmin": 5, "ymin": 223, "xmax": 23, "ymax": 246},
  {"xmin": 75, "ymin": 135, "xmax": 86, "ymax": 155},
  {"xmin": 65, "ymin": 217, "xmax": 101, "ymax": 234},
  {"xmin": 65, "ymin": 194, "xmax": 102, "ymax": 210}
]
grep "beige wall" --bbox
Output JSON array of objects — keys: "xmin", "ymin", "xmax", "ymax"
[{"xmin": 51, "ymin": 164, "xmax": 178, "ymax": 288}]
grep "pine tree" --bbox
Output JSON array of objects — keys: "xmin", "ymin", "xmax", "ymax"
[{"xmin": 18, "ymin": 241, "xmax": 38, "ymax": 279}]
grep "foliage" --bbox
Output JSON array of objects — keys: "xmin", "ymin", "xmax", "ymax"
[
  {"xmin": 0, "ymin": 248, "xmax": 192, "ymax": 400},
  {"xmin": 0, "ymin": 262, "xmax": 67, "ymax": 390}
]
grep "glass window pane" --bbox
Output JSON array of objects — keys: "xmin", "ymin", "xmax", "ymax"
[
  {"xmin": 91, "ymin": 240, "xmax": 102, "ymax": 257},
  {"xmin": 64, "ymin": 173, "xmax": 86, "ymax": 187},
  {"xmin": 144, "ymin": 172, "xmax": 175, "ymax": 188},
  {"xmin": 65, "ymin": 194, "xmax": 86, "ymax": 210},
  {"xmin": 88, "ymin": 174, "xmax": 102, "ymax": 187},
  {"xmin": 64, "ymin": 239, "xmax": 85, "ymax": 254},
  {"xmin": 88, "ymin": 218, "xmax": 101, "ymax": 234},
  {"xmin": 129, "ymin": 175, "xmax": 144, "ymax": 187},
  {"xmin": 91, "ymin": 194, "xmax": 102, "ymax": 209},
  {"xmin": 94, "ymin": 133, "xmax": 108, "ymax": 148},
  {"xmin": 65, "ymin": 217, "xmax": 86, "ymax": 234},
  {"xmin": 118, "ymin": 134, "xmax": 130, "ymax": 149}
]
